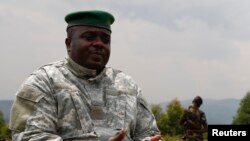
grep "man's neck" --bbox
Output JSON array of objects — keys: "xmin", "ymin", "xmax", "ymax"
[
  {"xmin": 192, "ymin": 104, "xmax": 199, "ymax": 109},
  {"xmin": 65, "ymin": 55, "xmax": 97, "ymax": 78}
]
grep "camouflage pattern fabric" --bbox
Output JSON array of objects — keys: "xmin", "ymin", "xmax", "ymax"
[
  {"xmin": 9, "ymin": 56, "xmax": 160, "ymax": 141},
  {"xmin": 180, "ymin": 106, "xmax": 207, "ymax": 141}
]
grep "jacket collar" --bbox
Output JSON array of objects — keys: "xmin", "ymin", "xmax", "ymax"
[{"xmin": 65, "ymin": 55, "xmax": 97, "ymax": 78}]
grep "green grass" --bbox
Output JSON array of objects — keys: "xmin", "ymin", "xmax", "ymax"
[{"xmin": 162, "ymin": 134, "xmax": 183, "ymax": 141}]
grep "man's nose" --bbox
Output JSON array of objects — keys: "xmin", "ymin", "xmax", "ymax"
[{"xmin": 92, "ymin": 36, "xmax": 105, "ymax": 48}]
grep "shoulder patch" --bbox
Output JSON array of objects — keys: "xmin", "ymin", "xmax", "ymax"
[
  {"xmin": 10, "ymin": 85, "xmax": 44, "ymax": 131},
  {"xmin": 17, "ymin": 85, "xmax": 44, "ymax": 102}
]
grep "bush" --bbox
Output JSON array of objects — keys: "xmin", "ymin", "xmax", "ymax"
[{"xmin": 0, "ymin": 110, "xmax": 11, "ymax": 140}]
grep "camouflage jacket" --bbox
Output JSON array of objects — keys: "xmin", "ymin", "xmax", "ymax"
[
  {"xmin": 10, "ymin": 56, "xmax": 160, "ymax": 141},
  {"xmin": 180, "ymin": 106, "xmax": 207, "ymax": 141}
]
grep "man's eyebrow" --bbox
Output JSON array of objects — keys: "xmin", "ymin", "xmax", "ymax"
[
  {"xmin": 78, "ymin": 31, "xmax": 96, "ymax": 37},
  {"xmin": 81, "ymin": 31, "xmax": 95, "ymax": 34},
  {"xmin": 102, "ymin": 33, "xmax": 110, "ymax": 37}
]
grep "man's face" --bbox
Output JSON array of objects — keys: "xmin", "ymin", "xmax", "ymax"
[{"xmin": 66, "ymin": 26, "xmax": 111, "ymax": 71}]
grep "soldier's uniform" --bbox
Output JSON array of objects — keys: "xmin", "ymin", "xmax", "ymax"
[
  {"xmin": 9, "ymin": 56, "xmax": 160, "ymax": 141},
  {"xmin": 180, "ymin": 106, "xmax": 207, "ymax": 141}
]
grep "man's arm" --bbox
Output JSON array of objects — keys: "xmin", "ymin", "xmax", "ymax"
[
  {"xmin": 180, "ymin": 110, "xmax": 188, "ymax": 126},
  {"xmin": 132, "ymin": 92, "xmax": 162, "ymax": 141},
  {"xmin": 200, "ymin": 112, "xmax": 208, "ymax": 133},
  {"xmin": 10, "ymin": 72, "xmax": 61, "ymax": 141}
]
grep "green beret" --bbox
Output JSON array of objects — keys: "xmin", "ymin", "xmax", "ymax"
[{"xmin": 65, "ymin": 10, "xmax": 115, "ymax": 31}]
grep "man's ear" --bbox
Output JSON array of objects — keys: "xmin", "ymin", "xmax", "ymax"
[{"xmin": 65, "ymin": 38, "xmax": 71, "ymax": 53}]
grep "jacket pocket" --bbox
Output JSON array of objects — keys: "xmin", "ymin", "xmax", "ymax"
[{"xmin": 105, "ymin": 88, "xmax": 127, "ymax": 130}]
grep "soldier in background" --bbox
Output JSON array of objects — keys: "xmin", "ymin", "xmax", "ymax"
[
  {"xmin": 180, "ymin": 96, "xmax": 208, "ymax": 141},
  {"xmin": 9, "ymin": 10, "xmax": 162, "ymax": 141}
]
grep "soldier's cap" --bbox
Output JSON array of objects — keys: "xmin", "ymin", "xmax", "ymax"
[{"xmin": 65, "ymin": 10, "xmax": 115, "ymax": 31}]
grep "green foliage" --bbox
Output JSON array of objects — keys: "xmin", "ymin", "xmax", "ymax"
[
  {"xmin": 0, "ymin": 110, "xmax": 11, "ymax": 140},
  {"xmin": 0, "ymin": 111, "xmax": 4, "ymax": 126},
  {"xmin": 151, "ymin": 104, "xmax": 163, "ymax": 121},
  {"xmin": 161, "ymin": 134, "xmax": 182, "ymax": 141},
  {"xmin": 151, "ymin": 98, "xmax": 184, "ymax": 136},
  {"xmin": 232, "ymin": 92, "xmax": 250, "ymax": 124},
  {"xmin": 164, "ymin": 98, "xmax": 184, "ymax": 135},
  {"xmin": 157, "ymin": 112, "xmax": 168, "ymax": 135}
]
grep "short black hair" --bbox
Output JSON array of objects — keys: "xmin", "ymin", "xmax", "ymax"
[{"xmin": 192, "ymin": 96, "xmax": 203, "ymax": 107}]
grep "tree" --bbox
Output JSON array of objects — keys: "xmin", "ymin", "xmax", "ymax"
[
  {"xmin": 0, "ymin": 110, "xmax": 4, "ymax": 127},
  {"xmin": 156, "ymin": 98, "xmax": 184, "ymax": 136},
  {"xmin": 150, "ymin": 104, "xmax": 163, "ymax": 121},
  {"xmin": 0, "ymin": 110, "xmax": 11, "ymax": 140},
  {"xmin": 232, "ymin": 92, "xmax": 250, "ymax": 124}
]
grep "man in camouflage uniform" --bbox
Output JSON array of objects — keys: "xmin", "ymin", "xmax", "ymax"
[
  {"xmin": 9, "ymin": 10, "xmax": 162, "ymax": 141},
  {"xmin": 180, "ymin": 96, "xmax": 208, "ymax": 141}
]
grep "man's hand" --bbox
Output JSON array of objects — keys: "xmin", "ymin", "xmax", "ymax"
[
  {"xmin": 108, "ymin": 129, "xmax": 162, "ymax": 141},
  {"xmin": 150, "ymin": 135, "xmax": 161, "ymax": 141},
  {"xmin": 108, "ymin": 129, "xmax": 127, "ymax": 141}
]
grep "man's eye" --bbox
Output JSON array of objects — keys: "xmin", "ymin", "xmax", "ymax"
[
  {"xmin": 101, "ymin": 36, "xmax": 110, "ymax": 44},
  {"xmin": 82, "ymin": 33, "xmax": 96, "ymax": 41}
]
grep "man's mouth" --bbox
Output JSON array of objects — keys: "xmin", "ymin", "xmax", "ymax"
[{"xmin": 90, "ymin": 53, "xmax": 103, "ymax": 62}]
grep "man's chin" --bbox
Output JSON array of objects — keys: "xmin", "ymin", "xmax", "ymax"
[
  {"xmin": 85, "ymin": 58, "xmax": 107, "ymax": 70},
  {"xmin": 88, "ymin": 62, "xmax": 105, "ymax": 70}
]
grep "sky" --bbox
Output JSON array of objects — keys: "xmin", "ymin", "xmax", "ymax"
[{"xmin": 1, "ymin": 0, "xmax": 250, "ymax": 104}]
